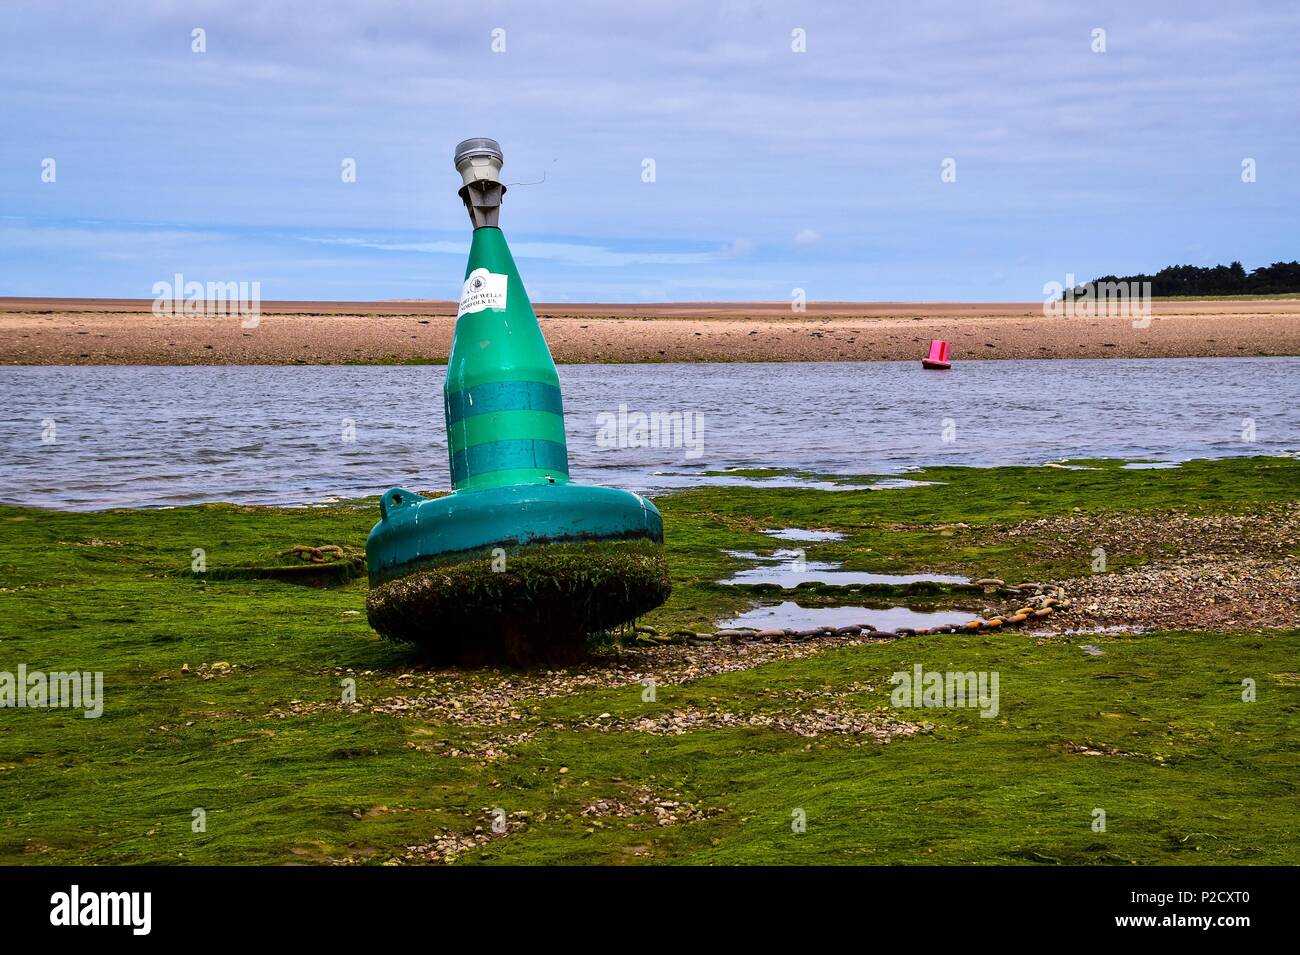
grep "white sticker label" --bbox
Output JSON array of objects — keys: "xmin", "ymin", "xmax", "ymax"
[{"xmin": 457, "ymin": 268, "xmax": 508, "ymax": 318}]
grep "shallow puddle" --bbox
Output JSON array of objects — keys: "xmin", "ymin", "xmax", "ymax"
[
  {"xmin": 649, "ymin": 471, "xmax": 941, "ymax": 492},
  {"xmin": 718, "ymin": 602, "xmax": 982, "ymax": 632},
  {"xmin": 720, "ymin": 549, "xmax": 969, "ymax": 588},
  {"xmin": 762, "ymin": 528, "xmax": 845, "ymax": 542},
  {"xmin": 860, "ymin": 478, "xmax": 941, "ymax": 490}
]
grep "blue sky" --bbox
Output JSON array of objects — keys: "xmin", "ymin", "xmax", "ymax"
[{"xmin": 1, "ymin": 0, "xmax": 1296, "ymax": 302}]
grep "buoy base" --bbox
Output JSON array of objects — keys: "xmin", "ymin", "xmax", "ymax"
[
  {"xmin": 365, "ymin": 538, "xmax": 670, "ymax": 666},
  {"xmin": 366, "ymin": 482, "xmax": 663, "ymax": 585},
  {"xmin": 921, "ymin": 360, "xmax": 952, "ymax": 370},
  {"xmin": 364, "ymin": 482, "xmax": 668, "ymax": 665}
]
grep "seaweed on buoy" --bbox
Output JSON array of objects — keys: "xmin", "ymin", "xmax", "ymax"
[{"xmin": 367, "ymin": 539, "xmax": 670, "ymax": 666}]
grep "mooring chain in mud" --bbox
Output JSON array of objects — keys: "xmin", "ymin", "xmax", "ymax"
[{"xmin": 631, "ymin": 581, "xmax": 1071, "ymax": 647}]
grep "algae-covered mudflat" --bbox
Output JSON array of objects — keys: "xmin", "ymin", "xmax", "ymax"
[{"xmin": 1, "ymin": 457, "xmax": 1297, "ymax": 865}]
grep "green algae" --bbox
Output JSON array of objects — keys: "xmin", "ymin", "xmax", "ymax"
[{"xmin": 0, "ymin": 455, "xmax": 1296, "ymax": 865}]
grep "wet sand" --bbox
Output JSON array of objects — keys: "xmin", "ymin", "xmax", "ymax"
[{"xmin": 2, "ymin": 297, "xmax": 1297, "ymax": 364}]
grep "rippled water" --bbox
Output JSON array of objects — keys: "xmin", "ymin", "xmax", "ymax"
[{"xmin": 1, "ymin": 358, "xmax": 1295, "ymax": 509}]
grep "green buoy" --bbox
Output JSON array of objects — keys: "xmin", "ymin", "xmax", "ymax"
[{"xmin": 365, "ymin": 138, "xmax": 669, "ymax": 665}]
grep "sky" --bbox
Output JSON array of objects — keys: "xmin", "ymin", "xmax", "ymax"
[{"xmin": 0, "ymin": 0, "xmax": 1296, "ymax": 302}]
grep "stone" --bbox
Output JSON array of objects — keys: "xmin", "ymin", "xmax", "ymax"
[
  {"xmin": 757, "ymin": 629, "xmax": 784, "ymax": 639},
  {"xmin": 973, "ymin": 578, "xmax": 1005, "ymax": 587}
]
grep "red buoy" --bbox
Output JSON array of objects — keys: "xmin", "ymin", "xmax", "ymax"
[{"xmin": 922, "ymin": 339, "xmax": 951, "ymax": 370}]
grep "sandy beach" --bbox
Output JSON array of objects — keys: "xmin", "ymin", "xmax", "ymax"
[{"xmin": 1, "ymin": 297, "xmax": 1297, "ymax": 364}]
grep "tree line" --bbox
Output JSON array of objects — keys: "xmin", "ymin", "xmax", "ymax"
[{"xmin": 1075, "ymin": 260, "xmax": 1300, "ymax": 296}]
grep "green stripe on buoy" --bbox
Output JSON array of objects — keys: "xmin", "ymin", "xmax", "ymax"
[
  {"xmin": 449, "ymin": 438, "xmax": 569, "ymax": 487},
  {"xmin": 448, "ymin": 409, "xmax": 567, "ymax": 453},
  {"xmin": 445, "ymin": 380, "xmax": 564, "ymax": 424}
]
